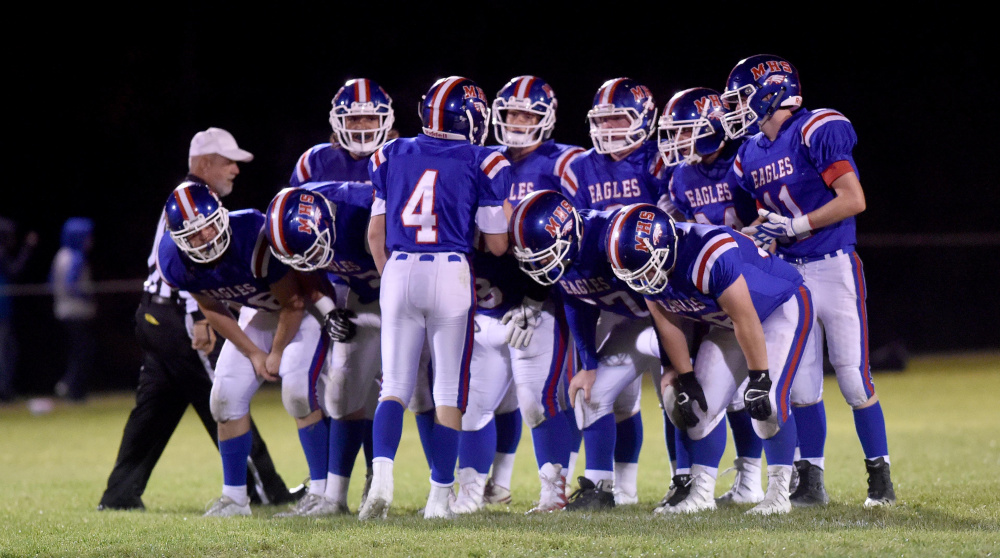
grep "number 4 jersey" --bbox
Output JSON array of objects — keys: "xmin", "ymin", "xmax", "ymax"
[
  {"xmin": 369, "ymin": 135, "xmax": 511, "ymax": 254},
  {"xmin": 157, "ymin": 209, "xmax": 289, "ymax": 312}
]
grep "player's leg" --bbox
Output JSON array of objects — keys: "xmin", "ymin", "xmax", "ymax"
[
  {"xmin": 512, "ymin": 304, "xmax": 572, "ymax": 513},
  {"xmin": 421, "ymin": 254, "xmax": 477, "ymax": 519},
  {"xmin": 453, "ymin": 313, "xmax": 511, "ymax": 514},
  {"xmin": 716, "ymin": 380, "xmax": 765, "ymax": 506},
  {"xmin": 821, "ymin": 252, "xmax": 895, "ymax": 507},
  {"xmin": 485, "ymin": 386, "xmax": 521, "ymax": 505},
  {"xmin": 205, "ymin": 309, "xmax": 268, "ymax": 517},
  {"xmin": 322, "ymin": 296, "xmax": 382, "ymax": 514},
  {"xmin": 746, "ymin": 286, "xmax": 814, "ymax": 516}
]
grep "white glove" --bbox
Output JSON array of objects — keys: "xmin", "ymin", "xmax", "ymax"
[
  {"xmin": 500, "ymin": 296, "xmax": 545, "ymax": 350},
  {"xmin": 742, "ymin": 208, "xmax": 812, "ymax": 246}
]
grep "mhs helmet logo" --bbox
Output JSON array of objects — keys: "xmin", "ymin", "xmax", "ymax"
[
  {"xmin": 693, "ymin": 95, "xmax": 722, "ymax": 115},
  {"xmin": 750, "ymin": 60, "xmax": 794, "ymax": 81},
  {"xmin": 633, "ymin": 210, "xmax": 656, "ymax": 252},
  {"xmin": 296, "ymin": 195, "xmax": 316, "ymax": 233},
  {"xmin": 544, "ymin": 200, "xmax": 576, "ymax": 238},
  {"xmin": 463, "ymin": 85, "xmax": 487, "ymax": 102},
  {"xmin": 630, "ymin": 85, "xmax": 652, "ymax": 102},
  {"xmin": 541, "ymin": 83, "xmax": 555, "ymax": 99}
]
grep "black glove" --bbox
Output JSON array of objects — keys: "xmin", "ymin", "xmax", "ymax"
[
  {"xmin": 323, "ymin": 308, "xmax": 357, "ymax": 342},
  {"xmin": 744, "ymin": 369, "xmax": 772, "ymax": 420},
  {"xmin": 674, "ymin": 373, "xmax": 707, "ymax": 429}
]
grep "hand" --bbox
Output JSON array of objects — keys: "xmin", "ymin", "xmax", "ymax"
[
  {"xmin": 659, "ymin": 367, "xmax": 678, "ymax": 399},
  {"xmin": 500, "ymin": 297, "xmax": 544, "ymax": 350},
  {"xmin": 743, "ymin": 369, "xmax": 773, "ymax": 420},
  {"xmin": 568, "ymin": 369, "xmax": 596, "ymax": 407},
  {"xmin": 740, "ymin": 222, "xmax": 776, "ymax": 250},
  {"xmin": 264, "ymin": 350, "xmax": 283, "ymax": 382},
  {"xmin": 190, "ymin": 320, "xmax": 216, "ymax": 353},
  {"xmin": 323, "ymin": 308, "xmax": 357, "ymax": 342},
  {"xmin": 250, "ymin": 350, "xmax": 277, "ymax": 382},
  {"xmin": 752, "ymin": 209, "xmax": 812, "ymax": 242},
  {"xmin": 674, "ymin": 372, "xmax": 707, "ymax": 429}
]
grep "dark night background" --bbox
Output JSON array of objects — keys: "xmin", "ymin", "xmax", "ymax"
[{"xmin": 3, "ymin": 9, "xmax": 997, "ymax": 396}]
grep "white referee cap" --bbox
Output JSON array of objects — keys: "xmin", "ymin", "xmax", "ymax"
[{"xmin": 189, "ymin": 127, "xmax": 254, "ymax": 162}]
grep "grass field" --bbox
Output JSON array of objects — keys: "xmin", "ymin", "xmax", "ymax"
[{"xmin": 1, "ymin": 352, "xmax": 998, "ymax": 557}]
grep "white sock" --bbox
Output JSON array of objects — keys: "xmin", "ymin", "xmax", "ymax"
[
  {"xmin": 325, "ymin": 473, "xmax": 350, "ymax": 503},
  {"xmin": 567, "ymin": 451, "xmax": 579, "ymax": 478},
  {"xmin": 584, "ymin": 469, "xmax": 614, "ymax": 485},
  {"xmin": 490, "ymin": 452, "xmax": 517, "ymax": 489},
  {"xmin": 691, "ymin": 463, "xmax": 719, "ymax": 480},
  {"xmin": 614, "ymin": 462, "xmax": 638, "ymax": 496},
  {"xmin": 309, "ymin": 478, "xmax": 326, "ymax": 496},
  {"xmin": 802, "ymin": 457, "xmax": 825, "ymax": 469},
  {"xmin": 222, "ymin": 485, "xmax": 249, "ymax": 506}
]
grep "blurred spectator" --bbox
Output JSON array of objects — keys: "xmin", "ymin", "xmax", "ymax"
[
  {"xmin": 50, "ymin": 217, "xmax": 97, "ymax": 402},
  {"xmin": 0, "ymin": 217, "xmax": 38, "ymax": 402}
]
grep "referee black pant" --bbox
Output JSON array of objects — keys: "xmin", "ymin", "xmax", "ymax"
[{"xmin": 98, "ymin": 294, "xmax": 294, "ymax": 509}]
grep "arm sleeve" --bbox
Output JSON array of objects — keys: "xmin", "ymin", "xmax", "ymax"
[{"xmin": 563, "ymin": 295, "xmax": 601, "ymax": 370}]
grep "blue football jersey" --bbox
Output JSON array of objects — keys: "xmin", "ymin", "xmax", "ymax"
[
  {"xmin": 557, "ymin": 209, "xmax": 650, "ymax": 370},
  {"xmin": 561, "ymin": 140, "xmax": 672, "ymax": 212},
  {"xmin": 669, "ymin": 140, "xmax": 757, "ymax": 229},
  {"xmin": 290, "ymin": 143, "xmax": 371, "ymax": 186},
  {"xmin": 492, "ymin": 140, "xmax": 585, "ymax": 207},
  {"xmin": 370, "ymin": 135, "xmax": 510, "ymax": 254},
  {"xmin": 157, "ymin": 210, "xmax": 289, "ymax": 312},
  {"xmin": 732, "ymin": 108, "xmax": 859, "ymax": 259},
  {"xmin": 645, "ymin": 223, "xmax": 803, "ymax": 329},
  {"xmin": 300, "ymin": 181, "xmax": 381, "ymax": 305}
]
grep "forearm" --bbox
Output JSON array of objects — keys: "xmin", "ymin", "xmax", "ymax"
[
  {"xmin": 367, "ymin": 214, "xmax": 388, "ymax": 275},
  {"xmin": 732, "ymin": 320, "xmax": 768, "ymax": 371},
  {"xmin": 804, "ymin": 171, "xmax": 866, "ymax": 230},
  {"xmin": 271, "ymin": 305, "xmax": 305, "ymax": 354},
  {"xmin": 199, "ymin": 301, "xmax": 260, "ymax": 358}
]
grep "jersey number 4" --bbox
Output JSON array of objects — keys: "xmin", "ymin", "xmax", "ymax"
[{"xmin": 402, "ymin": 170, "xmax": 439, "ymax": 243}]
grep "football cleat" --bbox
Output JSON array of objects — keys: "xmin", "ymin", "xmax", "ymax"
[
  {"xmin": 863, "ymin": 457, "xmax": 896, "ymax": 508},
  {"xmin": 653, "ymin": 471, "xmax": 716, "ymax": 515},
  {"xmin": 273, "ymin": 493, "xmax": 325, "ymax": 517},
  {"xmin": 790, "ymin": 460, "xmax": 830, "ymax": 507},
  {"xmin": 358, "ymin": 461, "xmax": 393, "ymax": 520},
  {"xmin": 653, "ymin": 473, "xmax": 692, "ymax": 513},
  {"xmin": 716, "ymin": 457, "xmax": 765, "ymax": 505},
  {"xmin": 746, "ymin": 465, "xmax": 792, "ymax": 516},
  {"xmin": 359, "ymin": 467, "xmax": 373, "ymax": 510},
  {"xmin": 304, "ymin": 497, "xmax": 350, "ymax": 517},
  {"xmin": 483, "ymin": 477, "xmax": 513, "ymax": 505},
  {"xmin": 564, "ymin": 477, "xmax": 615, "ymax": 511},
  {"xmin": 526, "ymin": 463, "xmax": 568, "ymax": 514},
  {"xmin": 451, "ymin": 468, "xmax": 487, "ymax": 514},
  {"xmin": 423, "ymin": 484, "xmax": 457, "ymax": 519},
  {"xmin": 613, "ymin": 486, "xmax": 639, "ymax": 506},
  {"xmin": 203, "ymin": 495, "xmax": 251, "ymax": 517}
]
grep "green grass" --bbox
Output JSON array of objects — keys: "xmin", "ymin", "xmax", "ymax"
[{"xmin": 2, "ymin": 352, "xmax": 998, "ymax": 557}]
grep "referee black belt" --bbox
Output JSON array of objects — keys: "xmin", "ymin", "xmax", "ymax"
[{"xmin": 142, "ymin": 291, "xmax": 180, "ymax": 306}]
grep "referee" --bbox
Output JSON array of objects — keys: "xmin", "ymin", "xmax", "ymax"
[{"xmin": 98, "ymin": 127, "xmax": 302, "ymax": 510}]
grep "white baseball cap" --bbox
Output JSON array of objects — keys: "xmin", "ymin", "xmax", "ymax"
[{"xmin": 189, "ymin": 127, "xmax": 254, "ymax": 162}]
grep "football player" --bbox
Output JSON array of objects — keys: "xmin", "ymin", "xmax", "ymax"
[
  {"xmin": 290, "ymin": 78, "xmax": 395, "ymax": 186},
  {"xmin": 361, "ymin": 76, "xmax": 511, "ymax": 520},
  {"xmin": 725, "ymin": 54, "xmax": 895, "ymax": 508},
  {"xmin": 607, "ymin": 203, "xmax": 815, "ymax": 515},
  {"xmin": 157, "ymin": 183, "xmax": 325, "ymax": 517},
  {"xmin": 657, "ymin": 87, "xmax": 765, "ymax": 506},
  {"xmin": 510, "ymin": 190, "xmax": 660, "ymax": 510}
]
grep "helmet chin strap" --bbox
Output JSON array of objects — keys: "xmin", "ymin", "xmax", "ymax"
[{"xmin": 757, "ymin": 86, "xmax": 788, "ymax": 127}]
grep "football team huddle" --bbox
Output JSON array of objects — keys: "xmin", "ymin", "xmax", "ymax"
[{"xmin": 155, "ymin": 53, "xmax": 896, "ymax": 520}]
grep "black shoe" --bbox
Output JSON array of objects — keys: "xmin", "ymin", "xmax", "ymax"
[
  {"xmin": 790, "ymin": 460, "xmax": 829, "ymax": 507},
  {"xmin": 565, "ymin": 477, "xmax": 615, "ymax": 511},
  {"xmin": 97, "ymin": 497, "xmax": 145, "ymax": 511},
  {"xmin": 656, "ymin": 474, "xmax": 692, "ymax": 510},
  {"xmin": 863, "ymin": 457, "xmax": 896, "ymax": 508},
  {"xmin": 267, "ymin": 480, "xmax": 308, "ymax": 506}
]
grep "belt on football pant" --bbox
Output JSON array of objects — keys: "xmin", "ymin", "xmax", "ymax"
[{"xmin": 778, "ymin": 248, "xmax": 850, "ymax": 265}]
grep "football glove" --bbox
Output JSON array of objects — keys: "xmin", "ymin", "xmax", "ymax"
[
  {"xmin": 323, "ymin": 308, "xmax": 357, "ymax": 342},
  {"xmin": 744, "ymin": 369, "xmax": 773, "ymax": 420},
  {"xmin": 674, "ymin": 372, "xmax": 707, "ymax": 429},
  {"xmin": 755, "ymin": 208, "xmax": 812, "ymax": 240},
  {"xmin": 500, "ymin": 297, "xmax": 544, "ymax": 350}
]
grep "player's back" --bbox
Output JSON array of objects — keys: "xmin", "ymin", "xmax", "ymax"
[{"xmin": 370, "ymin": 135, "xmax": 509, "ymax": 254}]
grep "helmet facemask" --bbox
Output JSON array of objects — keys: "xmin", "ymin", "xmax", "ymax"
[
  {"xmin": 588, "ymin": 104, "xmax": 655, "ymax": 155},
  {"xmin": 330, "ymin": 102, "xmax": 395, "ymax": 157},
  {"xmin": 171, "ymin": 208, "xmax": 231, "ymax": 264},
  {"xmin": 492, "ymin": 97, "xmax": 556, "ymax": 148}
]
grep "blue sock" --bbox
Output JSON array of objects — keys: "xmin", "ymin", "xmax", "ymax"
[
  {"xmin": 793, "ymin": 401, "xmax": 827, "ymax": 460},
  {"xmin": 372, "ymin": 400, "xmax": 405, "ymax": 461},
  {"xmin": 564, "ymin": 408, "xmax": 583, "ymax": 454},
  {"xmin": 414, "ymin": 409, "xmax": 436, "ymax": 468},
  {"xmin": 763, "ymin": 412, "xmax": 797, "ymax": 466},
  {"xmin": 614, "ymin": 412, "xmax": 643, "ymax": 464},
  {"xmin": 853, "ymin": 401, "xmax": 889, "ymax": 459},
  {"xmin": 582, "ymin": 414, "xmax": 615, "ymax": 473},
  {"xmin": 298, "ymin": 419, "xmax": 330, "ymax": 483},
  {"xmin": 675, "ymin": 425, "xmax": 691, "ymax": 472},
  {"xmin": 663, "ymin": 411, "xmax": 677, "ymax": 462},
  {"xmin": 430, "ymin": 422, "xmax": 460, "ymax": 485},
  {"xmin": 727, "ymin": 409, "xmax": 764, "ymax": 459},
  {"xmin": 458, "ymin": 418, "xmax": 497, "ymax": 474},
  {"xmin": 494, "ymin": 410, "xmax": 522, "ymax": 454},
  {"xmin": 328, "ymin": 419, "xmax": 365, "ymax": 477},
  {"xmin": 362, "ymin": 419, "xmax": 374, "ymax": 469},
  {"xmin": 530, "ymin": 412, "xmax": 570, "ymax": 468},
  {"xmin": 690, "ymin": 419, "xmax": 726, "ymax": 468},
  {"xmin": 220, "ymin": 431, "xmax": 252, "ymax": 487}
]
